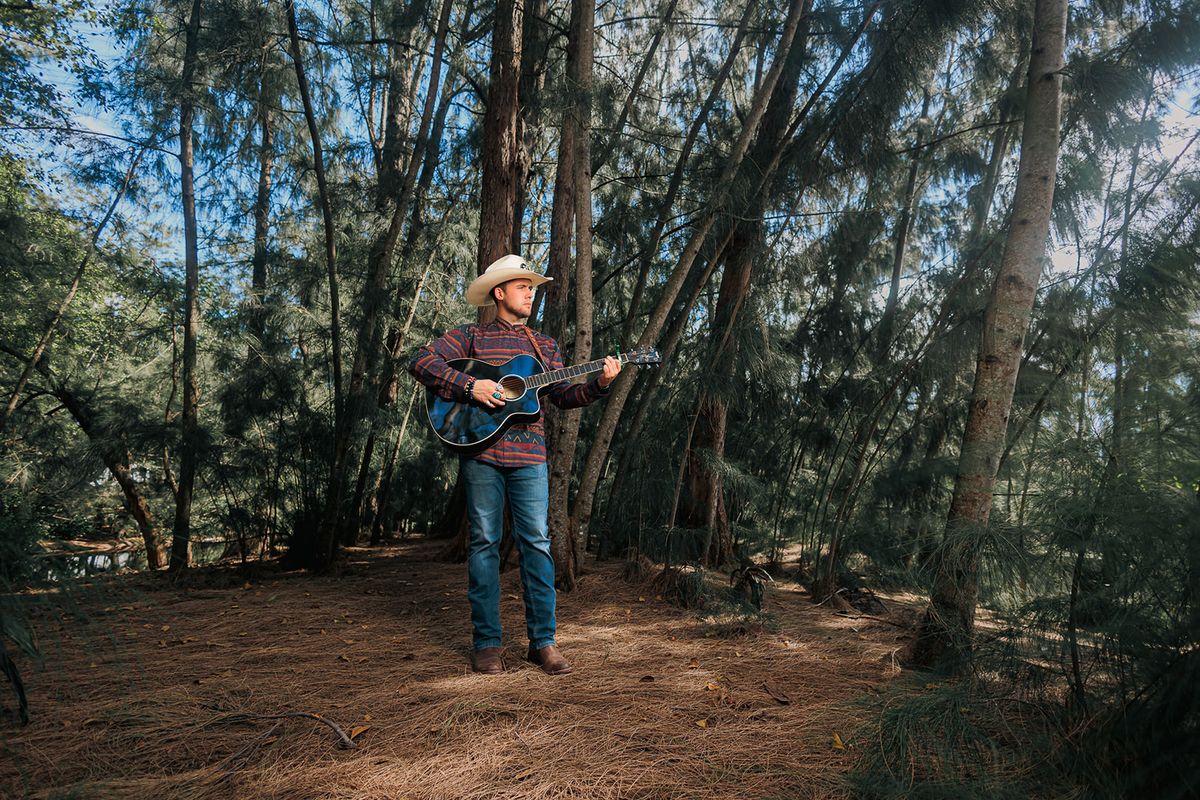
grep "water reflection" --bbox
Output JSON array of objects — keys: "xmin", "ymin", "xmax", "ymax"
[{"xmin": 44, "ymin": 540, "xmax": 228, "ymax": 580}]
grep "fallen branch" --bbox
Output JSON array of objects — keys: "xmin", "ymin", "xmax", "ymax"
[
  {"xmin": 813, "ymin": 588, "xmax": 848, "ymax": 607},
  {"xmin": 206, "ymin": 711, "xmax": 358, "ymax": 749},
  {"xmin": 834, "ymin": 612, "xmax": 910, "ymax": 629}
]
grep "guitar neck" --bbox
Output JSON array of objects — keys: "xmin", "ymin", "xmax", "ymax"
[{"xmin": 526, "ymin": 354, "xmax": 625, "ymax": 389}]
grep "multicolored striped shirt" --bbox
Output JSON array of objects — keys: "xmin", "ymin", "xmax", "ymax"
[{"xmin": 409, "ymin": 317, "xmax": 609, "ymax": 467}]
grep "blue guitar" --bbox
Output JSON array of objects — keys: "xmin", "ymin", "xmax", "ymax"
[{"xmin": 425, "ymin": 347, "xmax": 661, "ymax": 453}]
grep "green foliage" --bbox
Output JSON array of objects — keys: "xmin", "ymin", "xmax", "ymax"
[
  {"xmin": 0, "ymin": 496, "xmax": 45, "ymax": 592},
  {"xmin": 0, "ymin": 0, "xmax": 105, "ymax": 150},
  {"xmin": 849, "ymin": 678, "xmax": 1069, "ymax": 800}
]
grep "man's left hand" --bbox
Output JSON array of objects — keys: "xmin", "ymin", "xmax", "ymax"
[{"xmin": 598, "ymin": 355, "xmax": 622, "ymax": 388}]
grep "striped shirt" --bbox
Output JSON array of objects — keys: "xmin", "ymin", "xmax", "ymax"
[{"xmin": 409, "ymin": 317, "xmax": 609, "ymax": 467}]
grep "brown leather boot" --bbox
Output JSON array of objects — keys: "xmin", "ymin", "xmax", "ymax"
[
  {"xmin": 527, "ymin": 644, "xmax": 572, "ymax": 675},
  {"xmin": 471, "ymin": 646, "xmax": 504, "ymax": 675}
]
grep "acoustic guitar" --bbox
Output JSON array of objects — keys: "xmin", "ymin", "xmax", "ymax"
[{"xmin": 425, "ymin": 347, "xmax": 661, "ymax": 453}]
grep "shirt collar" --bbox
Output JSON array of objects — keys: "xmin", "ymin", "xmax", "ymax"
[{"xmin": 489, "ymin": 316, "xmax": 524, "ymax": 331}]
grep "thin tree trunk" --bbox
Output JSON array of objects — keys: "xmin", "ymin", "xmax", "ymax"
[
  {"xmin": 618, "ymin": 0, "xmax": 758, "ymax": 350},
  {"xmin": 377, "ymin": 20, "xmax": 419, "ymax": 209},
  {"xmin": 286, "ymin": 0, "xmax": 344, "ymax": 569},
  {"xmin": 548, "ymin": 0, "xmax": 595, "ymax": 591},
  {"xmin": 680, "ymin": 0, "xmax": 813, "ymax": 567},
  {"xmin": 590, "ymin": 0, "xmax": 678, "ymax": 175},
  {"xmin": 367, "ymin": 382, "xmax": 420, "ymax": 543},
  {"xmin": 249, "ymin": 105, "xmax": 273, "ymax": 346},
  {"xmin": 570, "ymin": 0, "xmax": 810, "ymax": 544},
  {"xmin": 876, "ymin": 87, "xmax": 932, "ymax": 358},
  {"xmin": 366, "ymin": 0, "xmax": 382, "ymax": 172},
  {"xmin": 912, "ymin": 0, "xmax": 1067, "ymax": 668},
  {"xmin": 371, "ymin": 0, "xmax": 458, "ymax": 415},
  {"xmin": 538, "ymin": 26, "xmax": 579, "ymax": 346},
  {"xmin": 53, "ymin": 384, "xmax": 165, "ymax": 569},
  {"xmin": 0, "ymin": 145, "xmax": 146, "ymax": 439},
  {"xmin": 170, "ymin": 0, "xmax": 204, "ymax": 573},
  {"xmin": 402, "ymin": 0, "xmax": 470, "ymax": 264},
  {"xmin": 512, "ymin": 0, "xmax": 551, "ymax": 255}
]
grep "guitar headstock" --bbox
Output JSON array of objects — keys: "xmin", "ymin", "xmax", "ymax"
[{"xmin": 619, "ymin": 347, "xmax": 662, "ymax": 366}]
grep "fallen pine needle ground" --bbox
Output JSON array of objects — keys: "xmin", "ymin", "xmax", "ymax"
[{"xmin": 0, "ymin": 541, "xmax": 915, "ymax": 799}]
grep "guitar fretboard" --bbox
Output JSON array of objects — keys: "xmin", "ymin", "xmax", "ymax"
[{"xmin": 525, "ymin": 354, "xmax": 628, "ymax": 389}]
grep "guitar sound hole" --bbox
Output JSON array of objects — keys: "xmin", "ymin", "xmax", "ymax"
[{"xmin": 499, "ymin": 375, "xmax": 527, "ymax": 400}]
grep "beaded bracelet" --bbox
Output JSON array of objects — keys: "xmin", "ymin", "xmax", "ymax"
[{"xmin": 464, "ymin": 377, "xmax": 476, "ymax": 401}]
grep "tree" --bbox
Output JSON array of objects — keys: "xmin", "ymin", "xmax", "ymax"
[
  {"xmin": 546, "ymin": 0, "xmax": 595, "ymax": 589},
  {"xmin": 169, "ymin": 0, "xmax": 204, "ymax": 573},
  {"xmin": 912, "ymin": 0, "xmax": 1068, "ymax": 668}
]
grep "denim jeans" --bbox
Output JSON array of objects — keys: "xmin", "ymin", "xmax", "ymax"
[{"xmin": 460, "ymin": 458, "xmax": 556, "ymax": 651}]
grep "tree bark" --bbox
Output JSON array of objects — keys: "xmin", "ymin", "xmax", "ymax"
[
  {"xmin": 876, "ymin": 86, "xmax": 932, "ymax": 359},
  {"xmin": 476, "ymin": 0, "xmax": 524, "ymax": 271},
  {"xmin": 512, "ymin": 0, "xmax": 551, "ymax": 255},
  {"xmin": 170, "ymin": 0, "xmax": 204, "ymax": 573},
  {"xmin": 548, "ymin": 0, "xmax": 595, "ymax": 590},
  {"xmin": 912, "ymin": 0, "xmax": 1067, "ymax": 668},
  {"xmin": 439, "ymin": 0, "xmax": 524, "ymax": 562}
]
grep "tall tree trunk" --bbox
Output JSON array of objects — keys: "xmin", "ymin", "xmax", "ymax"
[
  {"xmin": 249, "ymin": 105, "xmax": 273, "ymax": 346},
  {"xmin": 680, "ymin": 0, "xmax": 813, "ymax": 567},
  {"xmin": 912, "ymin": 0, "xmax": 1067, "ymax": 668},
  {"xmin": 590, "ymin": 0, "xmax": 678, "ymax": 175},
  {"xmin": 569, "ymin": 0, "xmax": 810, "ymax": 545},
  {"xmin": 402, "ymin": 0, "xmax": 470, "ymax": 265},
  {"xmin": 367, "ymin": 382, "xmax": 421, "ymax": 542},
  {"xmin": 170, "ymin": 0, "xmax": 204, "ymax": 573},
  {"xmin": 512, "ymin": 0, "xmax": 551, "ymax": 255},
  {"xmin": 617, "ymin": 0, "xmax": 759, "ymax": 349},
  {"xmin": 377, "ymin": 14, "xmax": 419, "ymax": 209},
  {"xmin": 439, "ymin": 0, "xmax": 525, "ymax": 562},
  {"xmin": 332, "ymin": 8, "xmax": 428, "ymax": 548},
  {"xmin": 476, "ymin": 0, "xmax": 523, "ymax": 271},
  {"xmin": 286, "ymin": 0, "xmax": 345, "ymax": 569},
  {"xmin": 548, "ymin": 0, "xmax": 595, "ymax": 591},
  {"xmin": 363, "ymin": 0, "xmax": 458, "ymax": 477},
  {"xmin": 876, "ymin": 86, "xmax": 932, "ymax": 359}
]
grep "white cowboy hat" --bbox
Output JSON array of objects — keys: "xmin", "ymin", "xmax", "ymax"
[{"xmin": 465, "ymin": 254, "xmax": 553, "ymax": 307}]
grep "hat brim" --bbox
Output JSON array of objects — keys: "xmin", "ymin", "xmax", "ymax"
[{"xmin": 466, "ymin": 269, "xmax": 552, "ymax": 307}]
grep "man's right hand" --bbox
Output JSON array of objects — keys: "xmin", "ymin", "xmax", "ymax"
[{"xmin": 472, "ymin": 379, "xmax": 506, "ymax": 408}]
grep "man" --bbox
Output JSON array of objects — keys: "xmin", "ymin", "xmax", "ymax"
[{"xmin": 410, "ymin": 254, "xmax": 620, "ymax": 675}]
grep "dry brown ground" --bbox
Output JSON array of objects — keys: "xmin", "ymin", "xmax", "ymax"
[{"xmin": 0, "ymin": 541, "xmax": 915, "ymax": 800}]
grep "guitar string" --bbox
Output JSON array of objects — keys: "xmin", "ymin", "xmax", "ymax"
[{"xmin": 524, "ymin": 352, "xmax": 647, "ymax": 389}]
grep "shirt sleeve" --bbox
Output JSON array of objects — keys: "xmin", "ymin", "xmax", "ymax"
[
  {"xmin": 409, "ymin": 324, "xmax": 475, "ymax": 401},
  {"xmin": 542, "ymin": 335, "xmax": 610, "ymax": 410}
]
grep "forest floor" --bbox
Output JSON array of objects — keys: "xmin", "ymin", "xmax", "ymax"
[{"xmin": 0, "ymin": 540, "xmax": 922, "ymax": 800}]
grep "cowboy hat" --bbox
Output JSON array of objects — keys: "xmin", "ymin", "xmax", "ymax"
[{"xmin": 465, "ymin": 254, "xmax": 553, "ymax": 307}]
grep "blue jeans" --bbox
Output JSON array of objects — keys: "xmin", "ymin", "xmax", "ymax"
[{"xmin": 461, "ymin": 458, "xmax": 556, "ymax": 651}]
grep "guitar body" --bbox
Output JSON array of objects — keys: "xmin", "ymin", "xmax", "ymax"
[{"xmin": 425, "ymin": 354, "xmax": 547, "ymax": 454}]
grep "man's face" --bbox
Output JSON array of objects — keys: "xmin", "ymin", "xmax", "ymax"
[{"xmin": 494, "ymin": 279, "xmax": 535, "ymax": 318}]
